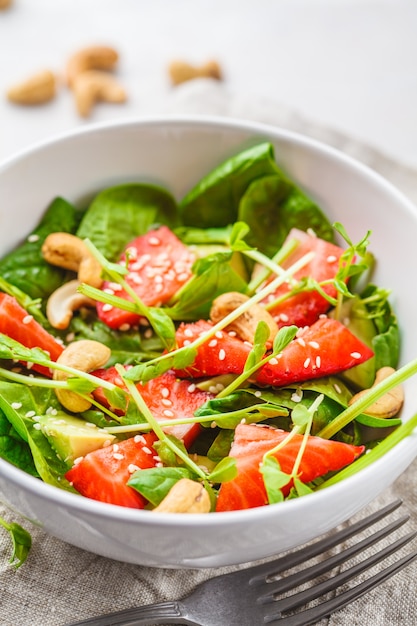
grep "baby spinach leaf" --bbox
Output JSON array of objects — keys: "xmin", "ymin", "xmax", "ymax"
[
  {"xmin": 77, "ymin": 183, "xmax": 180, "ymax": 261},
  {"xmin": 0, "ymin": 196, "xmax": 81, "ymax": 300},
  {"xmin": 128, "ymin": 466, "xmax": 193, "ymax": 507},
  {"xmin": 238, "ymin": 174, "xmax": 334, "ymax": 257},
  {"xmin": 0, "ymin": 410, "xmax": 38, "ymax": 476},
  {"xmin": 0, "ymin": 382, "xmax": 75, "ymax": 490},
  {"xmin": 179, "ymin": 142, "xmax": 281, "ymax": 227}
]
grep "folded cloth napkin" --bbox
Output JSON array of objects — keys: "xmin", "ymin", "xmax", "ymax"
[{"xmin": 1, "ymin": 81, "xmax": 417, "ymax": 626}]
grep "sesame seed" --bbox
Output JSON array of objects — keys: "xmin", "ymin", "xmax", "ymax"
[
  {"xmin": 112, "ymin": 444, "xmax": 119, "ymax": 452},
  {"xmin": 187, "ymin": 384, "xmax": 196, "ymax": 393},
  {"xmin": 218, "ymin": 348, "xmax": 226, "ymax": 361},
  {"xmin": 119, "ymin": 323, "xmax": 131, "ymax": 332},
  {"xmin": 154, "ymin": 275, "xmax": 163, "ymax": 283},
  {"xmin": 161, "ymin": 398, "xmax": 172, "ymax": 407},
  {"xmin": 215, "ymin": 331, "xmax": 223, "ymax": 339},
  {"xmin": 228, "ymin": 330, "xmax": 237, "ymax": 337},
  {"xmin": 177, "ymin": 272, "xmax": 190, "ymax": 282},
  {"xmin": 308, "ymin": 341, "xmax": 320, "ymax": 349},
  {"xmin": 327, "ymin": 255, "xmax": 337, "ymax": 263},
  {"xmin": 269, "ymin": 357, "xmax": 278, "ymax": 365},
  {"xmin": 102, "ymin": 303, "xmax": 113, "ymax": 312},
  {"xmin": 130, "ymin": 274, "xmax": 143, "ymax": 285},
  {"xmin": 307, "ymin": 228, "xmax": 317, "ymax": 237},
  {"xmin": 183, "ymin": 339, "xmax": 191, "ymax": 346},
  {"xmin": 148, "ymin": 236, "xmax": 160, "ymax": 246},
  {"xmin": 303, "ymin": 357, "xmax": 311, "ymax": 368},
  {"xmin": 163, "ymin": 409, "xmax": 174, "ymax": 418},
  {"xmin": 155, "ymin": 283, "xmax": 164, "ymax": 293},
  {"xmin": 208, "ymin": 339, "xmax": 218, "ymax": 347},
  {"xmin": 103, "ymin": 288, "xmax": 115, "ymax": 295},
  {"xmin": 33, "ymin": 423, "xmax": 42, "ymax": 430},
  {"xmin": 11, "ymin": 402, "xmax": 22, "ymax": 409},
  {"xmin": 315, "ymin": 356, "xmax": 321, "ymax": 368},
  {"xmin": 184, "ymin": 328, "xmax": 194, "ymax": 338},
  {"xmin": 113, "ymin": 453, "xmax": 124, "ymax": 460},
  {"xmin": 25, "ymin": 410, "xmax": 36, "ymax": 418},
  {"xmin": 23, "ymin": 315, "xmax": 33, "ymax": 324},
  {"xmin": 74, "ymin": 457, "xmax": 83, "ymax": 465},
  {"xmin": 103, "ymin": 440, "xmax": 113, "ymax": 447},
  {"xmin": 291, "ymin": 392, "xmax": 303, "ymax": 403},
  {"xmin": 27, "ymin": 234, "xmax": 40, "ymax": 243},
  {"xmin": 334, "ymin": 383, "xmax": 342, "ymax": 394},
  {"xmin": 351, "ymin": 352, "xmax": 362, "ymax": 359},
  {"xmin": 134, "ymin": 434, "xmax": 146, "ymax": 444},
  {"xmin": 297, "ymin": 337, "xmax": 306, "ymax": 347},
  {"xmin": 142, "ymin": 446, "xmax": 152, "ymax": 454},
  {"xmin": 161, "ymin": 387, "xmax": 170, "ymax": 398},
  {"xmin": 155, "ymin": 462, "xmax": 164, "ymax": 468},
  {"xmin": 279, "ymin": 313, "xmax": 289, "ymax": 322},
  {"xmin": 128, "ymin": 464, "xmax": 140, "ymax": 474}
]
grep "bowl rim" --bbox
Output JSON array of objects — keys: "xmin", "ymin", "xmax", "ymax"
[{"xmin": 1, "ymin": 114, "xmax": 417, "ymax": 527}]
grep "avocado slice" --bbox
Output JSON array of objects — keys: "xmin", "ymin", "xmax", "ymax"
[
  {"xmin": 331, "ymin": 297, "xmax": 376, "ymax": 390},
  {"xmin": 38, "ymin": 413, "xmax": 116, "ymax": 465}
]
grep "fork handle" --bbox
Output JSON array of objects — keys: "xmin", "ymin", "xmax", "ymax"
[{"xmin": 65, "ymin": 600, "xmax": 194, "ymax": 625}]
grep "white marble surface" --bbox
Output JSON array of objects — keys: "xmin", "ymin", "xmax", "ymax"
[{"xmin": 1, "ymin": 0, "xmax": 417, "ymax": 168}]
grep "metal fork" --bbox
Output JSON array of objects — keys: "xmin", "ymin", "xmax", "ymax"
[{"xmin": 67, "ymin": 499, "xmax": 417, "ymax": 626}]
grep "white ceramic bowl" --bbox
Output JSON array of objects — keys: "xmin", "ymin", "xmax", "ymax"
[{"xmin": 0, "ymin": 117, "xmax": 417, "ymax": 568}]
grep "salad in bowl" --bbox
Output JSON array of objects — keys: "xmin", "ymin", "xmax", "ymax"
[{"xmin": 0, "ymin": 118, "xmax": 416, "ymax": 568}]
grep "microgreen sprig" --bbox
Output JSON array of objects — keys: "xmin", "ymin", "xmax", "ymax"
[{"xmin": 0, "ymin": 515, "xmax": 31, "ymax": 568}]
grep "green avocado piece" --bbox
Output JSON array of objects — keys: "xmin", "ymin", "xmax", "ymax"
[
  {"xmin": 38, "ymin": 413, "xmax": 116, "ymax": 465},
  {"xmin": 331, "ymin": 297, "xmax": 376, "ymax": 390},
  {"xmin": 189, "ymin": 244, "xmax": 249, "ymax": 281}
]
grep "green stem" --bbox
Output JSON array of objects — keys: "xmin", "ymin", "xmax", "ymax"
[
  {"xmin": 116, "ymin": 365, "xmax": 207, "ymax": 479},
  {"xmin": 246, "ymin": 237, "xmax": 300, "ymax": 293},
  {"xmin": 317, "ymin": 411, "xmax": 417, "ymax": 489},
  {"xmin": 317, "ymin": 358, "xmax": 417, "ymax": 440}
]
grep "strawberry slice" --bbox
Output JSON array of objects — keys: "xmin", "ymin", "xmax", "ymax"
[
  {"xmin": 65, "ymin": 434, "xmax": 158, "ymax": 508},
  {"xmin": 216, "ymin": 423, "xmax": 364, "ymax": 511},
  {"xmin": 174, "ymin": 319, "xmax": 253, "ymax": 378},
  {"xmin": 0, "ymin": 293, "xmax": 63, "ymax": 377},
  {"xmin": 97, "ymin": 226, "xmax": 195, "ymax": 330},
  {"xmin": 260, "ymin": 228, "xmax": 345, "ymax": 328},
  {"xmin": 92, "ymin": 368, "xmax": 214, "ymax": 447},
  {"xmin": 256, "ymin": 317, "xmax": 374, "ymax": 387}
]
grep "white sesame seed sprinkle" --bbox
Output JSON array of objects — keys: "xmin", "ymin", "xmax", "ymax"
[
  {"xmin": 315, "ymin": 355, "xmax": 321, "ymax": 368},
  {"xmin": 351, "ymin": 352, "xmax": 362, "ymax": 359},
  {"xmin": 102, "ymin": 303, "xmax": 113, "ymax": 312},
  {"xmin": 113, "ymin": 453, "xmax": 124, "ymax": 460},
  {"xmin": 161, "ymin": 398, "xmax": 172, "ymax": 407},
  {"xmin": 23, "ymin": 315, "xmax": 33, "ymax": 324},
  {"xmin": 142, "ymin": 446, "xmax": 152, "ymax": 454},
  {"xmin": 208, "ymin": 339, "xmax": 218, "ymax": 347},
  {"xmin": 303, "ymin": 357, "xmax": 311, "ymax": 368},
  {"xmin": 134, "ymin": 434, "xmax": 146, "ymax": 444},
  {"xmin": 327, "ymin": 255, "xmax": 337, "ymax": 263},
  {"xmin": 218, "ymin": 348, "xmax": 226, "ymax": 361},
  {"xmin": 161, "ymin": 387, "xmax": 170, "ymax": 398},
  {"xmin": 308, "ymin": 341, "xmax": 320, "ymax": 349},
  {"xmin": 148, "ymin": 237, "xmax": 160, "ymax": 246},
  {"xmin": 187, "ymin": 384, "xmax": 196, "ymax": 393},
  {"xmin": 27, "ymin": 234, "xmax": 40, "ymax": 243},
  {"xmin": 11, "ymin": 402, "xmax": 22, "ymax": 409}
]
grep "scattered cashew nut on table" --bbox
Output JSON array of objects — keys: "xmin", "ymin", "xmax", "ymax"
[
  {"xmin": 66, "ymin": 45, "xmax": 120, "ymax": 87},
  {"xmin": 153, "ymin": 478, "xmax": 211, "ymax": 514},
  {"xmin": 168, "ymin": 59, "xmax": 222, "ymax": 85},
  {"xmin": 210, "ymin": 291, "xmax": 278, "ymax": 347},
  {"xmin": 72, "ymin": 69, "xmax": 127, "ymax": 118},
  {"xmin": 348, "ymin": 366, "xmax": 404, "ymax": 419},
  {"xmin": 53, "ymin": 340, "xmax": 111, "ymax": 412},
  {"xmin": 6, "ymin": 69, "xmax": 57, "ymax": 105}
]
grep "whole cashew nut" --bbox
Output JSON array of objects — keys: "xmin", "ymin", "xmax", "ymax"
[
  {"xmin": 7, "ymin": 70, "xmax": 56, "ymax": 105},
  {"xmin": 66, "ymin": 45, "xmax": 119, "ymax": 87},
  {"xmin": 210, "ymin": 291, "xmax": 278, "ymax": 346},
  {"xmin": 168, "ymin": 60, "xmax": 222, "ymax": 86},
  {"xmin": 42, "ymin": 232, "xmax": 103, "ymax": 288},
  {"xmin": 153, "ymin": 478, "xmax": 211, "ymax": 514},
  {"xmin": 46, "ymin": 279, "xmax": 97, "ymax": 329},
  {"xmin": 348, "ymin": 366, "xmax": 404, "ymax": 419},
  {"xmin": 53, "ymin": 340, "xmax": 111, "ymax": 412},
  {"xmin": 72, "ymin": 70, "xmax": 127, "ymax": 118}
]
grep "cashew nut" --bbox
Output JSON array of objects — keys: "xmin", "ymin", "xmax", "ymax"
[
  {"xmin": 210, "ymin": 292, "xmax": 278, "ymax": 346},
  {"xmin": 6, "ymin": 70, "xmax": 56, "ymax": 105},
  {"xmin": 153, "ymin": 478, "xmax": 211, "ymax": 514},
  {"xmin": 0, "ymin": 0, "xmax": 13, "ymax": 10},
  {"xmin": 72, "ymin": 70, "xmax": 127, "ymax": 118},
  {"xmin": 42, "ymin": 232, "xmax": 103, "ymax": 288},
  {"xmin": 168, "ymin": 59, "xmax": 222, "ymax": 86},
  {"xmin": 46, "ymin": 279, "xmax": 97, "ymax": 329},
  {"xmin": 66, "ymin": 45, "xmax": 119, "ymax": 87},
  {"xmin": 53, "ymin": 340, "xmax": 111, "ymax": 412},
  {"xmin": 348, "ymin": 366, "xmax": 404, "ymax": 418}
]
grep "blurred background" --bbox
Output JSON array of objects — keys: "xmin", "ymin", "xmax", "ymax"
[{"xmin": 1, "ymin": 0, "xmax": 416, "ymax": 172}]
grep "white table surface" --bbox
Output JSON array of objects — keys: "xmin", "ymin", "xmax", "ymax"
[{"xmin": 1, "ymin": 0, "xmax": 417, "ymax": 170}]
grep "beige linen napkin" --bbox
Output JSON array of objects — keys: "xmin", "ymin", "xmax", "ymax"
[{"xmin": 1, "ymin": 81, "xmax": 417, "ymax": 626}]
